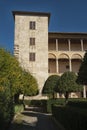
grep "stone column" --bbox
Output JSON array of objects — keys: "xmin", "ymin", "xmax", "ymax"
[
  {"xmin": 56, "ymin": 58, "xmax": 59, "ymax": 73},
  {"xmin": 68, "ymin": 39, "xmax": 71, "ymax": 51},
  {"xmin": 69, "ymin": 59, "xmax": 72, "ymax": 72},
  {"xmin": 81, "ymin": 39, "xmax": 84, "ymax": 51},
  {"xmin": 83, "ymin": 85, "xmax": 86, "ymax": 98},
  {"xmin": 56, "ymin": 39, "xmax": 58, "ymax": 51}
]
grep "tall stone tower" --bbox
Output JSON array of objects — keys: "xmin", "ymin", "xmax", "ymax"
[{"xmin": 13, "ymin": 11, "xmax": 50, "ymax": 94}]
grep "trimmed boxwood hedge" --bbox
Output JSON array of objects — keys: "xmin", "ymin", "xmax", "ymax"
[
  {"xmin": 52, "ymin": 105, "xmax": 87, "ymax": 130},
  {"xmin": 24, "ymin": 98, "xmax": 87, "ymax": 113},
  {"xmin": 24, "ymin": 99, "xmax": 47, "ymax": 112},
  {"xmin": 24, "ymin": 98, "xmax": 65, "ymax": 113},
  {"xmin": 67, "ymin": 100, "xmax": 87, "ymax": 109},
  {"xmin": 0, "ymin": 92, "xmax": 14, "ymax": 130}
]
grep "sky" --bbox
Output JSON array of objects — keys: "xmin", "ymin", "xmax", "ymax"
[{"xmin": 0, "ymin": 0, "xmax": 87, "ymax": 53}]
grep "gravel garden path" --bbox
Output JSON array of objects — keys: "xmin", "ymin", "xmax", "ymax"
[{"xmin": 9, "ymin": 107, "xmax": 64, "ymax": 130}]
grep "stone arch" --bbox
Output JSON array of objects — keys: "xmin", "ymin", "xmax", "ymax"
[
  {"xmin": 58, "ymin": 53, "xmax": 69, "ymax": 59},
  {"xmin": 71, "ymin": 54, "xmax": 82, "ymax": 73},
  {"xmin": 48, "ymin": 53, "xmax": 56, "ymax": 73},
  {"xmin": 58, "ymin": 53, "xmax": 69, "ymax": 74},
  {"xmin": 48, "ymin": 53, "xmax": 56, "ymax": 59},
  {"xmin": 71, "ymin": 54, "xmax": 82, "ymax": 60}
]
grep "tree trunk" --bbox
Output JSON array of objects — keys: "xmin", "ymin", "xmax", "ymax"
[
  {"xmin": 65, "ymin": 92, "xmax": 69, "ymax": 103},
  {"xmin": 83, "ymin": 85, "xmax": 86, "ymax": 98},
  {"xmin": 52, "ymin": 92, "xmax": 55, "ymax": 99},
  {"xmin": 14, "ymin": 93, "xmax": 20, "ymax": 104},
  {"xmin": 22, "ymin": 94, "xmax": 25, "ymax": 109}
]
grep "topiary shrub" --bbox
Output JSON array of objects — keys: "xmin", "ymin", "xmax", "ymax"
[{"xmin": 0, "ymin": 87, "xmax": 14, "ymax": 130}]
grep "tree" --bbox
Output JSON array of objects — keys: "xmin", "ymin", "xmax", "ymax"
[
  {"xmin": 77, "ymin": 51, "xmax": 87, "ymax": 85},
  {"xmin": 0, "ymin": 48, "xmax": 38, "ymax": 99},
  {"xmin": 15, "ymin": 70, "xmax": 39, "ymax": 107},
  {"xmin": 20, "ymin": 70, "xmax": 38, "ymax": 95},
  {"xmin": 42, "ymin": 75, "xmax": 60, "ymax": 98},
  {"xmin": 0, "ymin": 48, "xmax": 38, "ymax": 127},
  {"xmin": 0, "ymin": 48, "xmax": 23, "ymax": 96},
  {"xmin": 0, "ymin": 85, "xmax": 14, "ymax": 130},
  {"xmin": 57, "ymin": 71, "xmax": 82, "ymax": 102},
  {"xmin": 0, "ymin": 48, "xmax": 17, "ymax": 129}
]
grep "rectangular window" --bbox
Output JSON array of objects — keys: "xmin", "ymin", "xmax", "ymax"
[
  {"xmin": 30, "ymin": 38, "xmax": 35, "ymax": 45},
  {"xmin": 30, "ymin": 21, "xmax": 36, "ymax": 30},
  {"xmin": 29, "ymin": 53, "xmax": 35, "ymax": 61}
]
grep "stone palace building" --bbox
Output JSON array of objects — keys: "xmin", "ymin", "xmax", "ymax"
[{"xmin": 13, "ymin": 11, "xmax": 87, "ymax": 97}]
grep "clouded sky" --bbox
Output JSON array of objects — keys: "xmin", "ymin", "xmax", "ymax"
[{"xmin": 0, "ymin": 0, "xmax": 87, "ymax": 53}]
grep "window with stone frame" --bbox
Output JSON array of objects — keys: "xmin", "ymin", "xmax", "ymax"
[
  {"xmin": 30, "ymin": 21, "xmax": 36, "ymax": 30},
  {"xmin": 30, "ymin": 37, "xmax": 35, "ymax": 45},
  {"xmin": 29, "ymin": 52, "xmax": 35, "ymax": 61}
]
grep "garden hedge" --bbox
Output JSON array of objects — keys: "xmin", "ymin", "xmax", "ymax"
[{"xmin": 52, "ymin": 105, "xmax": 87, "ymax": 130}]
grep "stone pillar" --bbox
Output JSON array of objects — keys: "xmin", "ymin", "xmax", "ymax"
[
  {"xmin": 68, "ymin": 39, "xmax": 71, "ymax": 51},
  {"xmin": 81, "ymin": 39, "xmax": 84, "ymax": 51},
  {"xmin": 56, "ymin": 39, "xmax": 58, "ymax": 51},
  {"xmin": 69, "ymin": 59, "xmax": 72, "ymax": 72},
  {"xmin": 83, "ymin": 85, "xmax": 86, "ymax": 98},
  {"xmin": 56, "ymin": 58, "xmax": 59, "ymax": 73}
]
